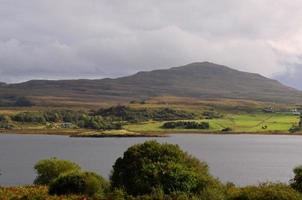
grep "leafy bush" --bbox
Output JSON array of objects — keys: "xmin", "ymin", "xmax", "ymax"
[
  {"xmin": 106, "ymin": 188, "xmax": 128, "ymax": 200},
  {"xmin": 96, "ymin": 106, "xmax": 195, "ymax": 122},
  {"xmin": 0, "ymin": 122, "xmax": 13, "ymax": 129},
  {"xmin": 0, "ymin": 114, "xmax": 10, "ymax": 122},
  {"xmin": 290, "ymin": 166, "xmax": 302, "ymax": 192},
  {"xmin": 96, "ymin": 105, "xmax": 150, "ymax": 122},
  {"xmin": 162, "ymin": 121, "xmax": 210, "ymax": 129},
  {"xmin": 222, "ymin": 127, "xmax": 232, "ymax": 132},
  {"xmin": 43, "ymin": 111, "xmax": 62, "ymax": 123},
  {"xmin": 289, "ymin": 125, "xmax": 301, "ymax": 133},
  {"xmin": 110, "ymin": 140, "xmax": 222, "ymax": 197},
  {"xmin": 152, "ymin": 108, "xmax": 195, "ymax": 121},
  {"xmin": 202, "ymin": 111, "xmax": 222, "ymax": 119},
  {"xmin": 227, "ymin": 183, "xmax": 302, "ymax": 200},
  {"xmin": 12, "ymin": 112, "xmax": 46, "ymax": 123},
  {"xmin": 126, "ymin": 190, "xmax": 198, "ymax": 200},
  {"xmin": 77, "ymin": 115, "xmax": 122, "ymax": 130},
  {"xmin": 10, "ymin": 110, "xmax": 122, "ymax": 130},
  {"xmin": 49, "ymin": 171, "xmax": 109, "ymax": 196},
  {"xmin": 43, "ymin": 110, "xmax": 87, "ymax": 123},
  {"xmin": 0, "ymin": 115, "xmax": 12, "ymax": 129},
  {"xmin": 34, "ymin": 158, "xmax": 81, "ymax": 185}
]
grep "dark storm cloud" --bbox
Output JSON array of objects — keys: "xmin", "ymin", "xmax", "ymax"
[{"xmin": 1, "ymin": 0, "xmax": 302, "ymax": 87}]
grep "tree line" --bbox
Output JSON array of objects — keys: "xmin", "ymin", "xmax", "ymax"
[{"xmin": 0, "ymin": 106, "xmax": 198, "ymax": 130}]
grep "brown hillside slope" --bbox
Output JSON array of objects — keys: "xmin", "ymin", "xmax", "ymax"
[{"xmin": 0, "ymin": 62, "xmax": 301, "ymax": 105}]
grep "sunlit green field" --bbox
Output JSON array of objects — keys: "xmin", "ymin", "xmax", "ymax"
[{"xmin": 125, "ymin": 113, "xmax": 300, "ymax": 133}]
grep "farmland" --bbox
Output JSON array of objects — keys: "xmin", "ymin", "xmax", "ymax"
[{"xmin": 125, "ymin": 113, "xmax": 300, "ymax": 134}]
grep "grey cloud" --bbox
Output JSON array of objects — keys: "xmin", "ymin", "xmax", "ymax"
[
  {"xmin": 274, "ymin": 62, "xmax": 302, "ymax": 90},
  {"xmin": 1, "ymin": 0, "xmax": 302, "ymax": 87}
]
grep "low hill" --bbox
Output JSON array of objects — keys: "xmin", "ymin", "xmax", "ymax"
[{"xmin": 0, "ymin": 62, "xmax": 302, "ymax": 106}]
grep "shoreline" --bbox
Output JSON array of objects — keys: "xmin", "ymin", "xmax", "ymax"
[
  {"xmin": 70, "ymin": 133, "xmax": 167, "ymax": 138},
  {"xmin": 134, "ymin": 130, "xmax": 302, "ymax": 136},
  {"xmin": 0, "ymin": 128, "xmax": 302, "ymax": 137},
  {"xmin": 0, "ymin": 129, "xmax": 167, "ymax": 137}
]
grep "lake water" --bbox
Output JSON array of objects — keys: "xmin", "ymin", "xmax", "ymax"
[{"xmin": 1, "ymin": 133, "xmax": 302, "ymax": 186}]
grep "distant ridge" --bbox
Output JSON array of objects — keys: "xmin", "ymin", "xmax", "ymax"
[{"xmin": 1, "ymin": 62, "xmax": 302, "ymax": 105}]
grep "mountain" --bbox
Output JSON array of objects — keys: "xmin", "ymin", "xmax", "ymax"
[{"xmin": 1, "ymin": 62, "xmax": 302, "ymax": 106}]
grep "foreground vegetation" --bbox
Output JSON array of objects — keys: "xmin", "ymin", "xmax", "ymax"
[
  {"xmin": 2, "ymin": 140, "xmax": 302, "ymax": 199},
  {"xmin": 0, "ymin": 186, "xmax": 86, "ymax": 200}
]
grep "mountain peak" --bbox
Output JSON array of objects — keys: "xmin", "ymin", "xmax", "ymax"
[
  {"xmin": 0, "ymin": 62, "xmax": 301, "ymax": 105},
  {"xmin": 171, "ymin": 61, "xmax": 237, "ymax": 72}
]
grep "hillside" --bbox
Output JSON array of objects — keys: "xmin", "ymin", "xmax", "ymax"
[{"xmin": 1, "ymin": 62, "xmax": 302, "ymax": 106}]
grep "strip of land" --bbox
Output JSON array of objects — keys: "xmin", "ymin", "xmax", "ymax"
[{"xmin": 0, "ymin": 97, "xmax": 301, "ymax": 137}]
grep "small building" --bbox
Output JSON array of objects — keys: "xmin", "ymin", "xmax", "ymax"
[
  {"xmin": 61, "ymin": 122, "xmax": 74, "ymax": 128},
  {"xmin": 291, "ymin": 108, "xmax": 301, "ymax": 115}
]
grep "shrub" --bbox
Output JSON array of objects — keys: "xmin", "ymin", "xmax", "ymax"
[
  {"xmin": 289, "ymin": 125, "xmax": 300, "ymax": 133},
  {"xmin": 0, "ymin": 122, "xmax": 12, "ymax": 129},
  {"xmin": 49, "ymin": 171, "xmax": 109, "ymax": 196},
  {"xmin": 202, "ymin": 111, "xmax": 222, "ymax": 119},
  {"xmin": 77, "ymin": 115, "xmax": 122, "ymax": 130},
  {"xmin": 96, "ymin": 106, "xmax": 195, "ymax": 122},
  {"xmin": 12, "ymin": 112, "xmax": 46, "ymax": 123},
  {"xmin": 151, "ymin": 108, "xmax": 195, "ymax": 121},
  {"xmin": 0, "ymin": 115, "xmax": 12, "ymax": 129},
  {"xmin": 10, "ymin": 109, "xmax": 121, "ymax": 130},
  {"xmin": 107, "ymin": 188, "xmax": 128, "ymax": 200},
  {"xmin": 222, "ymin": 127, "xmax": 232, "ymax": 132},
  {"xmin": 43, "ymin": 111, "xmax": 62, "ymax": 123},
  {"xmin": 0, "ymin": 114, "xmax": 10, "ymax": 122},
  {"xmin": 227, "ymin": 183, "xmax": 302, "ymax": 200},
  {"xmin": 34, "ymin": 158, "xmax": 81, "ymax": 185},
  {"xmin": 290, "ymin": 166, "xmax": 302, "ymax": 192},
  {"xmin": 130, "ymin": 190, "xmax": 194, "ymax": 200},
  {"xmin": 162, "ymin": 121, "xmax": 209, "ymax": 129},
  {"xmin": 110, "ymin": 140, "xmax": 222, "ymax": 197},
  {"xmin": 96, "ymin": 105, "xmax": 150, "ymax": 122}
]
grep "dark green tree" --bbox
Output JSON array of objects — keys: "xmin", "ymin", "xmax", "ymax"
[
  {"xmin": 49, "ymin": 171, "xmax": 109, "ymax": 196},
  {"xmin": 34, "ymin": 158, "xmax": 81, "ymax": 185},
  {"xmin": 110, "ymin": 140, "xmax": 222, "ymax": 197},
  {"xmin": 290, "ymin": 166, "xmax": 302, "ymax": 192}
]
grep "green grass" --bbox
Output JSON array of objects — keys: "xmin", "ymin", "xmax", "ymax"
[{"xmin": 125, "ymin": 113, "xmax": 300, "ymax": 133}]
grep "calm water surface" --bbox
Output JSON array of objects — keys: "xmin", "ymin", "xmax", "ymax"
[{"xmin": 1, "ymin": 133, "xmax": 302, "ymax": 186}]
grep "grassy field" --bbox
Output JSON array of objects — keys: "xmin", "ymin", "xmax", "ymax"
[{"xmin": 124, "ymin": 113, "xmax": 300, "ymax": 134}]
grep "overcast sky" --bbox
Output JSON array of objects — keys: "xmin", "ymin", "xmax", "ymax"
[{"xmin": 1, "ymin": 0, "xmax": 302, "ymax": 89}]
